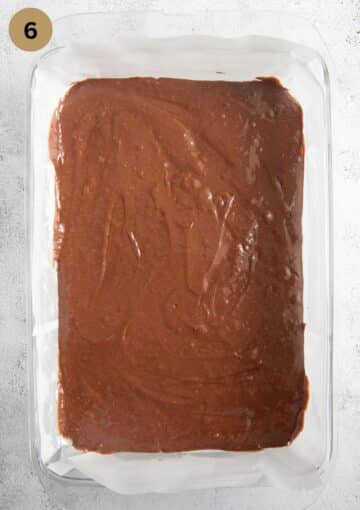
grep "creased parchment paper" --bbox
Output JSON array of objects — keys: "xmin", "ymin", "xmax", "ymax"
[{"xmin": 31, "ymin": 36, "xmax": 329, "ymax": 494}]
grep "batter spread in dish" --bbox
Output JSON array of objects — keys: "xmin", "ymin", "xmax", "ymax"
[{"xmin": 49, "ymin": 77, "xmax": 307, "ymax": 453}]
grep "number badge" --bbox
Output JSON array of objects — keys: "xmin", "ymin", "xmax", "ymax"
[{"xmin": 9, "ymin": 8, "xmax": 52, "ymax": 51}]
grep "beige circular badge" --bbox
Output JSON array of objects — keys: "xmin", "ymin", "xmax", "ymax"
[{"xmin": 9, "ymin": 8, "xmax": 52, "ymax": 51}]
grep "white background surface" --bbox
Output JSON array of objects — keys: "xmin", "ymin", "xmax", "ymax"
[{"xmin": 0, "ymin": 0, "xmax": 359, "ymax": 509}]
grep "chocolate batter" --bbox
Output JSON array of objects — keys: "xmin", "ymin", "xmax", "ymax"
[{"xmin": 49, "ymin": 77, "xmax": 307, "ymax": 453}]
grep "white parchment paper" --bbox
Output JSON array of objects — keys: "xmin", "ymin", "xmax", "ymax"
[{"xmin": 31, "ymin": 36, "xmax": 330, "ymax": 494}]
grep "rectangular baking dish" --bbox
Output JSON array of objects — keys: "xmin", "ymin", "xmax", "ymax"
[{"xmin": 26, "ymin": 9, "xmax": 333, "ymax": 510}]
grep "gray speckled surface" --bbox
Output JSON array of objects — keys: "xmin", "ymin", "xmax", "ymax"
[{"xmin": 0, "ymin": 0, "xmax": 359, "ymax": 508}]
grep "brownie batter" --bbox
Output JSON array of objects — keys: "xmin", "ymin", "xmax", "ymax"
[{"xmin": 49, "ymin": 77, "xmax": 307, "ymax": 453}]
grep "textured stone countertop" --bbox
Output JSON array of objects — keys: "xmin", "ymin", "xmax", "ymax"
[{"xmin": 0, "ymin": 0, "xmax": 359, "ymax": 509}]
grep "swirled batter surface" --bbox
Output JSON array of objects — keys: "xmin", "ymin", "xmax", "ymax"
[{"xmin": 50, "ymin": 77, "xmax": 307, "ymax": 453}]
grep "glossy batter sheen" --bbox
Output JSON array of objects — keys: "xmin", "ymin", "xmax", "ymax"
[{"xmin": 49, "ymin": 77, "xmax": 307, "ymax": 453}]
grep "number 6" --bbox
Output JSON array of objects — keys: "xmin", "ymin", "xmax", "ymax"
[{"xmin": 24, "ymin": 21, "xmax": 37, "ymax": 39}]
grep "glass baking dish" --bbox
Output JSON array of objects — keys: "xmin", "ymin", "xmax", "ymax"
[{"xmin": 26, "ymin": 9, "xmax": 334, "ymax": 509}]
